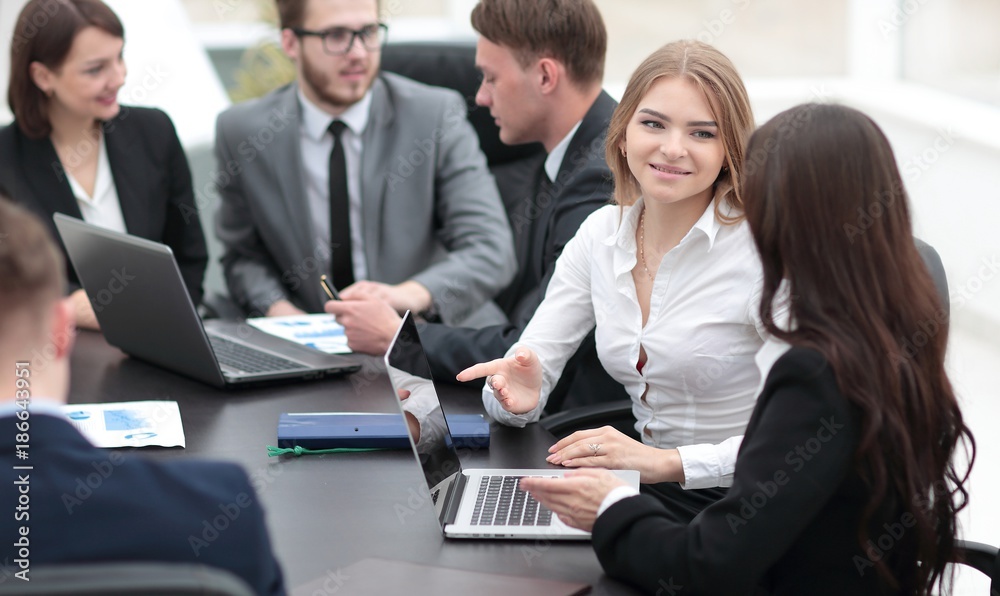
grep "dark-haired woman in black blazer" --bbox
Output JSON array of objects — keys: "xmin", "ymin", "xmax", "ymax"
[
  {"xmin": 0, "ymin": 0, "xmax": 206, "ymax": 329},
  {"xmin": 522, "ymin": 103, "xmax": 975, "ymax": 595}
]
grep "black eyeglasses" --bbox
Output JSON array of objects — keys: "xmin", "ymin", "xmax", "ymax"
[{"xmin": 291, "ymin": 23, "xmax": 388, "ymax": 55}]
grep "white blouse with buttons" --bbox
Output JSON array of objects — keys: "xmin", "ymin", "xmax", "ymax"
[{"xmin": 482, "ymin": 198, "xmax": 769, "ymax": 489}]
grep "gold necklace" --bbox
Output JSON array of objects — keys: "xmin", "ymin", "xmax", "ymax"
[{"xmin": 638, "ymin": 208, "xmax": 655, "ymax": 282}]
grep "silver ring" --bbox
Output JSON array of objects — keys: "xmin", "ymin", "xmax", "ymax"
[
  {"xmin": 589, "ymin": 442, "xmax": 601, "ymax": 457},
  {"xmin": 486, "ymin": 375, "xmax": 495, "ymax": 390}
]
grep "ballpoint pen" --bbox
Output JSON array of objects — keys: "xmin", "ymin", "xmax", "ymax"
[{"xmin": 320, "ymin": 275, "xmax": 341, "ymax": 301}]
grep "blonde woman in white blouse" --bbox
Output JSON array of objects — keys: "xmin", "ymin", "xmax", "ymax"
[{"xmin": 458, "ymin": 40, "xmax": 767, "ymax": 520}]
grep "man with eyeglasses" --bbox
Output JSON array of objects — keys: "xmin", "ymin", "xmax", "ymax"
[{"xmin": 214, "ymin": 0, "xmax": 515, "ymax": 328}]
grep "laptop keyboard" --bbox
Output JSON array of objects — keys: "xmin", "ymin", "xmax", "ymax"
[
  {"xmin": 209, "ymin": 336, "xmax": 305, "ymax": 374},
  {"xmin": 470, "ymin": 476, "xmax": 555, "ymax": 526}
]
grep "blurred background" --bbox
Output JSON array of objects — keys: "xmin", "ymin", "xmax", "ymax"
[{"xmin": 1, "ymin": 1, "xmax": 997, "ymax": 592}]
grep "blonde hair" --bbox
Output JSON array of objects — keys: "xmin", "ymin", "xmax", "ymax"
[{"xmin": 605, "ymin": 40, "xmax": 753, "ymax": 223}]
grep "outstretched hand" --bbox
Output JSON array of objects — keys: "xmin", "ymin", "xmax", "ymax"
[{"xmin": 456, "ymin": 348, "xmax": 543, "ymax": 415}]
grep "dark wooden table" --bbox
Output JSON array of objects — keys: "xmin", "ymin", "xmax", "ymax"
[{"xmin": 68, "ymin": 330, "xmax": 639, "ymax": 595}]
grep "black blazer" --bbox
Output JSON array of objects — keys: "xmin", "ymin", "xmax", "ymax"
[
  {"xmin": 594, "ymin": 347, "xmax": 906, "ymax": 595},
  {"xmin": 0, "ymin": 414, "xmax": 284, "ymax": 595},
  {"xmin": 0, "ymin": 107, "xmax": 208, "ymax": 305},
  {"xmin": 420, "ymin": 91, "xmax": 629, "ymax": 408}
]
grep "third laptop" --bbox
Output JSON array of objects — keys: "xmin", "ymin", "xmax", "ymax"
[{"xmin": 385, "ymin": 310, "xmax": 640, "ymax": 540}]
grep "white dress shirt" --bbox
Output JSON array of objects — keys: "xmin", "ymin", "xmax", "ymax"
[
  {"xmin": 483, "ymin": 199, "xmax": 769, "ymax": 489},
  {"xmin": 298, "ymin": 89, "xmax": 373, "ymax": 282},
  {"xmin": 544, "ymin": 121, "xmax": 582, "ymax": 182},
  {"xmin": 67, "ymin": 133, "xmax": 127, "ymax": 234},
  {"xmin": 596, "ymin": 335, "xmax": 792, "ymax": 514}
]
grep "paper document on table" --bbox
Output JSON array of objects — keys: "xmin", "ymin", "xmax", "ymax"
[
  {"xmin": 246, "ymin": 314, "xmax": 352, "ymax": 354},
  {"xmin": 61, "ymin": 401, "xmax": 185, "ymax": 448}
]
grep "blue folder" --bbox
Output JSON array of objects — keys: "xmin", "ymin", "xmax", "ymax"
[{"xmin": 278, "ymin": 412, "xmax": 490, "ymax": 449}]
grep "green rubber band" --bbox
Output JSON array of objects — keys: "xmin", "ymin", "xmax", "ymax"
[{"xmin": 266, "ymin": 445, "xmax": 388, "ymax": 457}]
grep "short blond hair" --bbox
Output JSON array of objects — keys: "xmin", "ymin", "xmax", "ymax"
[{"xmin": 605, "ymin": 40, "xmax": 753, "ymax": 224}]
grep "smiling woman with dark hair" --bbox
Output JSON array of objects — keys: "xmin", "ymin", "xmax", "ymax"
[
  {"xmin": 520, "ymin": 103, "xmax": 975, "ymax": 595},
  {"xmin": 0, "ymin": 0, "xmax": 207, "ymax": 331}
]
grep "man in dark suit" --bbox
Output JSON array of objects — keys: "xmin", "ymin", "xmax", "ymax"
[
  {"xmin": 215, "ymin": 0, "xmax": 514, "ymax": 325},
  {"xmin": 329, "ymin": 0, "xmax": 628, "ymax": 410},
  {"xmin": 0, "ymin": 198, "xmax": 284, "ymax": 595}
]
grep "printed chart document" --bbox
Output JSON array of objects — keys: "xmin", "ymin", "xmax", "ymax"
[
  {"xmin": 61, "ymin": 401, "xmax": 185, "ymax": 448},
  {"xmin": 247, "ymin": 314, "xmax": 352, "ymax": 354}
]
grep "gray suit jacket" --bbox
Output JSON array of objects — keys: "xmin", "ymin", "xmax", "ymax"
[{"xmin": 213, "ymin": 73, "xmax": 515, "ymax": 323}]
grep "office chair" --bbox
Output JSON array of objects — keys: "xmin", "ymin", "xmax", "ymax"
[
  {"xmin": 380, "ymin": 41, "xmax": 547, "ymax": 230},
  {"xmin": 0, "ymin": 562, "xmax": 254, "ymax": 595},
  {"xmin": 541, "ymin": 240, "xmax": 952, "ymax": 440},
  {"xmin": 956, "ymin": 540, "xmax": 1000, "ymax": 595},
  {"xmin": 381, "ymin": 41, "xmax": 544, "ymax": 169}
]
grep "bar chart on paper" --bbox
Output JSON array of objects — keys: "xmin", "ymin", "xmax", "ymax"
[{"xmin": 247, "ymin": 314, "xmax": 353, "ymax": 354}]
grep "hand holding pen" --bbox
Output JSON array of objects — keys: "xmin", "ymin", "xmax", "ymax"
[{"xmin": 320, "ymin": 275, "xmax": 342, "ymax": 301}]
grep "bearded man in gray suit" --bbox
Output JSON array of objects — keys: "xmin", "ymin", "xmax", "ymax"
[{"xmin": 214, "ymin": 0, "xmax": 515, "ymax": 325}]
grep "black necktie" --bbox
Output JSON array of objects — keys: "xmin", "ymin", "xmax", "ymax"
[{"xmin": 328, "ymin": 120, "xmax": 354, "ymax": 290}]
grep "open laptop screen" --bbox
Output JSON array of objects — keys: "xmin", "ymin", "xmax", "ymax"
[{"xmin": 385, "ymin": 312, "xmax": 463, "ymax": 522}]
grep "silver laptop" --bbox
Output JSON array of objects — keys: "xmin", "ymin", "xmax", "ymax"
[
  {"xmin": 385, "ymin": 311, "xmax": 639, "ymax": 540},
  {"xmin": 54, "ymin": 214, "xmax": 359, "ymax": 388}
]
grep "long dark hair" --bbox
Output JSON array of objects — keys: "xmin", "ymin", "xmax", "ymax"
[{"xmin": 743, "ymin": 103, "xmax": 974, "ymax": 593}]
